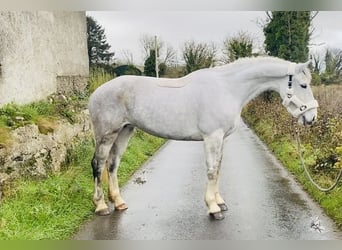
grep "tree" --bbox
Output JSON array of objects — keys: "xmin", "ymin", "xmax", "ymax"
[
  {"xmin": 113, "ymin": 65, "xmax": 142, "ymax": 76},
  {"xmin": 310, "ymin": 50, "xmax": 324, "ymax": 74},
  {"xmin": 182, "ymin": 40, "xmax": 216, "ymax": 74},
  {"xmin": 263, "ymin": 11, "xmax": 313, "ymax": 62},
  {"xmin": 140, "ymin": 34, "xmax": 163, "ymax": 61},
  {"xmin": 140, "ymin": 34, "xmax": 177, "ymax": 66},
  {"xmin": 222, "ymin": 31, "xmax": 254, "ymax": 63},
  {"xmin": 87, "ymin": 16, "xmax": 115, "ymax": 67},
  {"xmin": 121, "ymin": 49, "xmax": 135, "ymax": 65},
  {"xmin": 144, "ymin": 49, "xmax": 157, "ymax": 77},
  {"xmin": 321, "ymin": 49, "xmax": 342, "ymax": 84}
]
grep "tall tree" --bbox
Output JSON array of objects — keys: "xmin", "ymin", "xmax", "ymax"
[
  {"xmin": 87, "ymin": 16, "xmax": 115, "ymax": 67},
  {"xmin": 144, "ymin": 49, "xmax": 157, "ymax": 77},
  {"xmin": 222, "ymin": 31, "xmax": 254, "ymax": 63},
  {"xmin": 140, "ymin": 34, "xmax": 177, "ymax": 66},
  {"xmin": 182, "ymin": 40, "xmax": 216, "ymax": 74},
  {"xmin": 263, "ymin": 11, "xmax": 312, "ymax": 62},
  {"xmin": 321, "ymin": 49, "xmax": 342, "ymax": 84}
]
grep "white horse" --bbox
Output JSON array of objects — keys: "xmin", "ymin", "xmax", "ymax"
[{"xmin": 88, "ymin": 57, "xmax": 318, "ymax": 220}]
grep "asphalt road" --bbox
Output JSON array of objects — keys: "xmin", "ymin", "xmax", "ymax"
[{"xmin": 74, "ymin": 124, "xmax": 342, "ymax": 240}]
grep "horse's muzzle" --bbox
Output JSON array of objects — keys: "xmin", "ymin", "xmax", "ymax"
[{"xmin": 299, "ymin": 113, "xmax": 316, "ymax": 126}]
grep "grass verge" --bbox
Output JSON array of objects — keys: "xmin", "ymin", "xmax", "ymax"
[
  {"xmin": 267, "ymin": 137, "xmax": 342, "ymax": 229},
  {"xmin": 0, "ymin": 130, "xmax": 165, "ymax": 239}
]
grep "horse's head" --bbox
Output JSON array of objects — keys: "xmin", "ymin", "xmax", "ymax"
[{"xmin": 281, "ymin": 61, "xmax": 318, "ymax": 126}]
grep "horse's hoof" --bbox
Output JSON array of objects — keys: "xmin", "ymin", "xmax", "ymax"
[
  {"xmin": 95, "ymin": 208, "xmax": 111, "ymax": 216},
  {"xmin": 209, "ymin": 212, "xmax": 225, "ymax": 220},
  {"xmin": 218, "ymin": 203, "xmax": 228, "ymax": 211},
  {"xmin": 115, "ymin": 203, "xmax": 128, "ymax": 211}
]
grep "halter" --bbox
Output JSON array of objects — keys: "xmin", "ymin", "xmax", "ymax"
[{"xmin": 282, "ymin": 63, "xmax": 319, "ymax": 118}]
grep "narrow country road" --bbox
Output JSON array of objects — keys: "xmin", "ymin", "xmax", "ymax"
[{"xmin": 74, "ymin": 123, "xmax": 342, "ymax": 240}]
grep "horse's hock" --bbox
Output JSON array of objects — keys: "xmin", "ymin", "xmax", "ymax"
[{"xmin": 0, "ymin": 110, "xmax": 91, "ymax": 199}]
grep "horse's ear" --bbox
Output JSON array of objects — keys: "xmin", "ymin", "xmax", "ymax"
[{"xmin": 295, "ymin": 60, "xmax": 311, "ymax": 74}]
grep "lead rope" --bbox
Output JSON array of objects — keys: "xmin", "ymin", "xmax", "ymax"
[{"xmin": 295, "ymin": 128, "xmax": 342, "ymax": 192}]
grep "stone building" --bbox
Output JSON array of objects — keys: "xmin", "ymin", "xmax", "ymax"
[{"xmin": 0, "ymin": 11, "xmax": 89, "ymax": 106}]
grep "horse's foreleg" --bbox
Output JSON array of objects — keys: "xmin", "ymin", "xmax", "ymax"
[
  {"xmin": 215, "ymin": 179, "xmax": 228, "ymax": 211},
  {"xmin": 203, "ymin": 130, "xmax": 225, "ymax": 220},
  {"xmin": 107, "ymin": 125, "xmax": 135, "ymax": 211},
  {"xmin": 92, "ymin": 133, "xmax": 117, "ymax": 215}
]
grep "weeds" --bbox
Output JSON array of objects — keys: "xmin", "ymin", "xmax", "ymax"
[{"xmin": 88, "ymin": 68, "xmax": 114, "ymax": 94}]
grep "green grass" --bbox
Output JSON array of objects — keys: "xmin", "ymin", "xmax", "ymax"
[
  {"xmin": 0, "ymin": 126, "xmax": 12, "ymax": 147},
  {"xmin": 88, "ymin": 68, "xmax": 114, "ymax": 94},
  {"xmin": 0, "ymin": 130, "xmax": 165, "ymax": 240},
  {"xmin": 268, "ymin": 138, "xmax": 342, "ymax": 229},
  {"xmin": 0, "ymin": 96, "xmax": 89, "ymax": 148}
]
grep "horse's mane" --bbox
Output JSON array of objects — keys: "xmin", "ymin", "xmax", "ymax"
[
  {"xmin": 215, "ymin": 56, "xmax": 288, "ymax": 71},
  {"xmin": 210, "ymin": 56, "xmax": 311, "ymax": 81}
]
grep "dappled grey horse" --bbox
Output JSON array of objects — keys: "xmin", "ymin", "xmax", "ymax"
[{"xmin": 88, "ymin": 57, "xmax": 318, "ymax": 220}]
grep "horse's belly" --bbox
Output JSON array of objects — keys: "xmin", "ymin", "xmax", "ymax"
[
  {"xmin": 140, "ymin": 126, "xmax": 203, "ymax": 141},
  {"xmin": 129, "ymin": 111, "xmax": 203, "ymax": 141}
]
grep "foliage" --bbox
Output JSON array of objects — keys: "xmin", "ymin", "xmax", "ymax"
[
  {"xmin": 0, "ymin": 131, "xmax": 165, "ymax": 239},
  {"xmin": 88, "ymin": 67, "xmax": 115, "ymax": 94},
  {"xmin": 140, "ymin": 34, "xmax": 163, "ymax": 61},
  {"xmin": 182, "ymin": 40, "xmax": 216, "ymax": 74},
  {"xmin": 140, "ymin": 34, "xmax": 177, "ymax": 66},
  {"xmin": 222, "ymin": 31, "xmax": 254, "ymax": 63},
  {"xmin": 158, "ymin": 62, "xmax": 167, "ymax": 76},
  {"xmin": 263, "ymin": 11, "xmax": 312, "ymax": 62},
  {"xmin": 320, "ymin": 49, "xmax": 342, "ymax": 84},
  {"xmin": 87, "ymin": 16, "xmax": 115, "ymax": 67},
  {"xmin": 162, "ymin": 65, "xmax": 186, "ymax": 78},
  {"xmin": 0, "ymin": 94, "xmax": 88, "ymax": 145},
  {"xmin": 0, "ymin": 126, "xmax": 11, "ymax": 148},
  {"xmin": 144, "ymin": 49, "xmax": 158, "ymax": 77},
  {"xmin": 113, "ymin": 65, "xmax": 142, "ymax": 77},
  {"xmin": 242, "ymin": 84, "xmax": 342, "ymax": 228},
  {"xmin": 0, "ymin": 102, "xmax": 55, "ymax": 131}
]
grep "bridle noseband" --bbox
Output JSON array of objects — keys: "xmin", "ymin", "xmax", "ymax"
[{"xmin": 282, "ymin": 63, "xmax": 319, "ymax": 118}]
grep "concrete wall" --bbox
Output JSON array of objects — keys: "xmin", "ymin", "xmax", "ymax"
[{"xmin": 0, "ymin": 11, "xmax": 89, "ymax": 106}]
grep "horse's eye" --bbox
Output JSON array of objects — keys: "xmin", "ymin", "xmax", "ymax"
[{"xmin": 300, "ymin": 84, "xmax": 307, "ymax": 89}]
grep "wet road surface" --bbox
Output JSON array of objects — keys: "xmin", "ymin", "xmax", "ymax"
[{"xmin": 74, "ymin": 124, "xmax": 342, "ymax": 240}]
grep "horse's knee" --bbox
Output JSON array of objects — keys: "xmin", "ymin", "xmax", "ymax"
[{"xmin": 207, "ymin": 167, "xmax": 218, "ymax": 180}]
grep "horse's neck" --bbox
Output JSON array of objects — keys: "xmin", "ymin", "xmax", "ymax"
[
  {"xmin": 218, "ymin": 60, "xmax": 287, "ymax": 108},
  {"xmin": 238, "ymin": 76, "xmax": 281, "ymax": 107}
]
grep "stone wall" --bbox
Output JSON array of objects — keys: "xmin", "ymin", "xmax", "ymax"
[
  {"xmin": 0, "ymin": 11, "xmax": 89, "ymax": 106},
  {"xmin": 0, "ymin": 110, "xmax": 92, "ymax": 199}
]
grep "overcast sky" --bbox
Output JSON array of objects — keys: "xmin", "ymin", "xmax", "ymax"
[{"xmin": 87, "ymin": 11, "xmax": 342, "ymax": 65}]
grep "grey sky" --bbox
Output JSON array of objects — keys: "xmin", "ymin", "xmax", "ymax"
[{"xmin": 87, "ymin": 11, "xmax": 342, "ymax": 65}]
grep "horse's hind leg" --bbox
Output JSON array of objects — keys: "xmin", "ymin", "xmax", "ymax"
[
  {"xmin": 92, "ymin": 133, "xmax": 118, "ymax": 215},
  {"xmin": 107, "ymin": 125, "xmax": 135, "ymax": 211}
]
